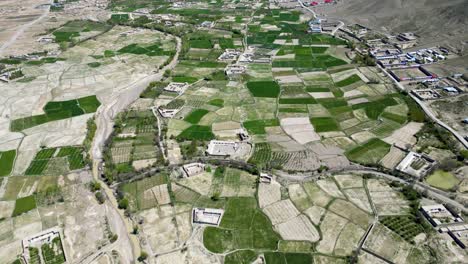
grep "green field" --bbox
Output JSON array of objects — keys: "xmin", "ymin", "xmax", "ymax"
[
  {"xmin": 177, "ymin": 125, "xmax": 215, "ymax": 141},
  {"xmin": 426, "ymin": 170, "xmax": 460, "ymax": 191},
  {"xmin": 247, "ymin": 81, "xmax": 280, "ymax": 98},
  {"xmin": 243, "ymin": 119, "xmax": 279, "ymax": 135},
  {"xmin": 345, "ymin": 138, "xmax": 391, "ymax": 165},
  {"xmin": 203, "ymin": 197, "xmax": 280, "ymax": 253},
  {"xmin": 12, "ymin": 195, "xmax": 37, "ymax": 216},
  {"xmin": 352, "ymin": 97, "xmax": 398, "ymax": 120},
  {"xmin": 41, "ymin": 237, "xmax": 66, "ymax": 264},
  {"xmin": 0, "ymin": 150, "xmax": 16, "ymax": 176},
  {"xmin": 208, "ymin": 99, "xmax": 224, "ymax": 107},
  {"xmin": 120, "ymin": 174, "xmax": 168, "ymax": 211},
  {"xmin": 335, "ymin": 74, "xmax": 362, "ymax": 87},
  {"xmin": 11, "ymin": 95, "xmax": 101, "ymax": 131},
  {"xmin": 248, "ymin": 143, "xmax": 272, "ymax": 166},
  {"xmin": 184, "ymin": 109, "xmax": 209, "ymax": 124},
  {"xmin": 380, "ymin": 216, "xmax": 425, "ymax": 242},
  {"xmin": 264, "ymin": 252, "xmax": 313, "ymax": 264},
  {"xmin": 25, "ymin": 146, "xmax": 85, "ymax": 175},
  {"xmin": 310, "ymin": 117, "xmax": 340, "ymax": 132},
  {"xmin": 225, "ymin": 250, "xmax": 257, "ymax": 264},
  {"xmin": 279, "ymin": 97, "xmax": 317, "ymax": 104},
  {"xmin": 110, "ymin": 13, "xmax": 130, "ymax": 23}
]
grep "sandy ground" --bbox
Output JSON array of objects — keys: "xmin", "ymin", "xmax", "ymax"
[
  {"xmin": 263, "ymin": 199, "xmax": 300, "ymax": 225},
  {"xmin": 276, "ymin": 214, "xmax": 320, "ymax": 242},
  {"xmin": 383, "ymin": 122, "xmax": 424, "ymax": 148},
  {"xmin": 258, "ymin": 181, "xmax": 282, "ymax": 208},
  {"xmin": 280, "ymin": 117, "xmax": 320, "ymax": 145}
]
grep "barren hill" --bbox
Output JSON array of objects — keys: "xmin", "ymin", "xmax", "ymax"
[{"xmin": 316, "ymin": 0, "xmax": 468, "ymax": 53}]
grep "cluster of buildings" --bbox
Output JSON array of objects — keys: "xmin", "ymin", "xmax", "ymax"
[
  {"xmin": 308, "ymin": 17, "xmax": 341, "ymax": 34},
  {"xmin": 411, "ymin": 74, "xmax": 466, "ymax": 100},
  {"xmin": 421, "ymin": 204, "xmax": 468, "ymax": 248},
  {"xmin": 307, "ymin": 0, "xmax": 336, "ymax": 6}
]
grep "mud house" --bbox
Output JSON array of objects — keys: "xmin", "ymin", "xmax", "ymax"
[{"xmin": 396, "ymin": 151, "xmax": 436, "ymax": 178}]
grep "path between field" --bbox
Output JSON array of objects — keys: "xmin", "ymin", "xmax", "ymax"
[
  {"xmin": 277, "ymin": 167, "xmax": 468, "ymax": 213},
  {"xmin": 0, "ymin": 0, "xmax": 51, "ymax": 56},
  {"xmin": 89, "ymin": 33, "xmax": 182, "ymax": 262}
]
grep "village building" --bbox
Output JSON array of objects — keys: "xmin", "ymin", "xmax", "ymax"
[
  {"xmin": 421, "ymin": 204, "xmax": 463, "ymax": 227},
  {"xmin": 206, "ymin": 140, "xmax": 240, "ymax": 156},
  {"xmin": 395, "ymin": 151, "xmax": 436, "ymax": 178},
  {"xmin": 163, "ymin": 82, "xmax": 189, "ymax": 95},
  {"xmin": 225, "ymin": 64, "xmax": 246, "ymax": 77},
  {"xmin": 200, "ymin": 21, "xmax": 214, "ymax": 28},
  {"xmin": 259, "ymin": 173, "xmax": 273, "ymax": 184},
  {"xmin": 192, "ymin": 208, "xmax": 224, "ymax": 226},
  {"xmin": 447, "ymin": 225, "xmax": 468, "ymax": 249},
  {"xmin": 182, "ymin": 162, "xmax": 205, "ymax": 177},
  {"xmin": 411, "ymin": 89, "xmax": 442, "ymax": 100},
  {"xmin": 157, "ymin": 107, "xmax": 180, "ymax": 118},
  {"xmin": 22, "ymin": 227, "xmax": 66, "ymax": 264},
  {"xmin": 218, "ymin": 49, "xmax": 241, "ymax": 61}
]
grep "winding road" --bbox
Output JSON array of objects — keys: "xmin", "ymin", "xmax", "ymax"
[{"xmin": 89, "ymin": 33, "xmax": 182, "ymax": 262}]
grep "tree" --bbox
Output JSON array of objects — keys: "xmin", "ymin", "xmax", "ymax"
[
  {"xmin": 95, "ymin": 191, "xmax": 105, "ymax": 204},
  {"xmin": 109, "ymin": 233, "xmax": 118, "ymax": 243},
  {"xmin": 90, "ymin": 181, "xmax": 101, "ymax": 192},
  {"xmin": 118, "ymin": 198, "xmax": 129, "ymax": 210},
  {"xmin": 138, "ymin": 252, "xmax": 148, "ymax": 262},
  {"xmin": 438, "ymin": 158, "xmax": 458, "ymax": 172}
]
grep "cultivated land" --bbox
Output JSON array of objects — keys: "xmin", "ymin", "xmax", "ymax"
[{"xmin": 0, "ymin": 0, "xmax": 466, "ymax": 263}]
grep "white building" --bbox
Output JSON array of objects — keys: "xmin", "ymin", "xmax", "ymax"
[
  {"xmin": 192, "ymin": 208, "xmax": 224, "ymax": 226},
  {"xmin": 182, "ymin": 163, "xmax": 205, "ymax": 177},
  {"xmin": 157, "ymin": 107, "xmax": 180, "ymax": 118},
  {"xmin": 163, "ymin": 82, "xmax": 189, "ymax": 95},
  {"xmin": 206, "ymin": 140, "xmax": 239, "ymax": 156},
  {"xmin": 218, "ymin": 49, "xmax": 241, "ymax": 61}
]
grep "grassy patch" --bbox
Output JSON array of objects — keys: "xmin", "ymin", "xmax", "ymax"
[
  {"xmin": 352, "ymin": 97, "xmax": 398, "ymax": 120},
  {"xmin": 172, "ymin": 76, "xmax": 198, "ymax": 83},
  {"xmin": 225, "ymin": 250, "xmax": 257, "ymax": 264},
  {"xmin": 345, "ymin": 138, "xmax": 391, "ymax": 165},
  {"xmin": 177, "ymin": 125, "xmax": 214, "ymax": 141},
  {"xmin": 203, "ymin": 197, "xmax": 280, "ymax": 253},
  {"xmin": 11, "ymin": 95, "xmax": 100, "ymax": 131},
  {"xmin": 247, "ymin": 81, "xmax": 280, "ymax": 98},
  {"xmin": 426, "ymin": 170, "xmax": 460, "ymax": 191},
  {"xmin": 208, "ymin": 99, "xmax": 224, "ymax": 107},
  {"xmin": 87, "ymin": 62, "xmax": 101, "ymax": 68},
  {"xmin": 310, "ymin": 117, "xmax": 340, "ymax": 132},
  {"xmin": 0, "ymin": 150, "xmax": 16, "ymax": 177},
  {"xmin": 381, "ymin": 112, "xmax": 407, "ymax": 124},
  {"xmin": 335, "ymin": 74, "xmax": 362, "ymax": 87},
  {"xmin": 12, "ymin": 195, "xmax": 37, "ymax": 216},
  {"xmin": 184, "ymin": 109, "xmax": 209, "ymax": 124},
  {"xmin": 243, "ymin": 119, "xmax": 279, "ymax": 134}
]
